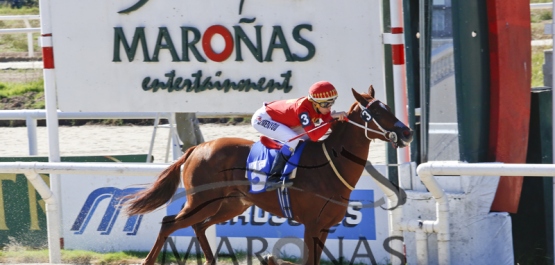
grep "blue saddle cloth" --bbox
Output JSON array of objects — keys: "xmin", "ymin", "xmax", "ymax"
[{"xmin": 246, "ymin": 141, "xmax": 306, "ymax": 194}]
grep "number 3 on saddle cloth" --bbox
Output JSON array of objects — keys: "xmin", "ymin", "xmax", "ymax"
[
  {"xmin": 246, "ymin": 136, "xmax": 306, "ymax": 218},
  {"xmin": 246, "ymin": 136, "xmax": 306, "ymax": 194}
]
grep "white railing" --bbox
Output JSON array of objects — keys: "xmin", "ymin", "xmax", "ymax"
[
  {"xmin": 0, "ymin": 15, "xmax": 40, "ymax": 57},
  {"xmin": 0, "ymin": 162, "xmax": 168, "ymax": 264},
  {"xmin": 6, "ymin": 160, "xmax": 548, "ymax": 265},
  {"xmin": 408, "ymin": 161, "xmax": 555, "ymax": 265}
]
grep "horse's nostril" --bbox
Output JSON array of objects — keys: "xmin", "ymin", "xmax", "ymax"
[{"xmin": 403, "ymin": 130, "xmax": 411, "ymax": 137}]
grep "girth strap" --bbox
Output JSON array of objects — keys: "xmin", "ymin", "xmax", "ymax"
[{"xmin": 277, "ymin": 187, "xmax": 293, "ymax": 218}]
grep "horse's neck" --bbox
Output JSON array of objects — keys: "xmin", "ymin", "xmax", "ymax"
[
  {"xmin": 324, "ymin": 122, "xmax": 371, "ymax": 183},
  {"xmin": 327, "ymin": 121, "xmax": 371, "ymax": 154}
]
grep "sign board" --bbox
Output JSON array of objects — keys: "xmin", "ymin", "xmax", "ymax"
[
  {"xmin": 49, "ymin": 0, "xmax": 386, "ymax": 113},
  {"xmin": 60, "ymin": 166, "xmax": 394, "ymax": 263}
]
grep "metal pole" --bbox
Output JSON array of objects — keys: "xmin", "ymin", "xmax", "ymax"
[
  {"xmin": 551, "ymin": 1, "xmax": 555, "ymax": 261},
  {"xmin": 38, "ymin": 0, "xmax": 64, "ymax": 255},
  {"xmin": 147, "ymin": 114, "xmax": 160, "ymax": 163},
  {"xmin": 390, "ymin": 0, "xmax": 411, "ymax": 166},
  {"xmin": 387, "ymin": 1, "xmax": 409, "ymax": 263},
  {"xmin": 169, "ymin": 113, "xmax": 182, "ymax": 161},
  {"xmin": 419, "ymin": 0, "xmax": 428, "ymax": 163},
  {"xmin": 24, "ymin": 172, "xmax": 60, "ymax": 263},
  {"xmin": 26, "ymin": 116, "xmax": 38, "ymax": 155}
]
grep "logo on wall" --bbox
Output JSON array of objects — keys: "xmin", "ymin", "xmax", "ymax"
[
  {"xmin": 69, "ymin": 187, "xmax": 377, "ymax": 239},
  {"xmin": 113, "ymin": 0, "xmax": 316, "ymax": 95},
  {"xmin": 70, "ymin": 187, "xmax": 144, "ymax": 236}
]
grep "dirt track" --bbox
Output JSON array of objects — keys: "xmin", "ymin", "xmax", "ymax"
[{"xmin": 0, "ymin": 124, "xmax": 387, "ymax": 164}]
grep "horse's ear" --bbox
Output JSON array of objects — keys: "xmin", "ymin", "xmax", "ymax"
[
  {"xmin": 351, "ymin": 88, "xmax": 366, "ymax": 103},
  {"xmin": 368, "ymin": 85, "xmax": 375, "ymax": 98}
]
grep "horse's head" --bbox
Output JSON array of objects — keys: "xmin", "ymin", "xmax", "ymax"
[{"xmin": 348, "ymin": 85, "xmax": 413, "ymax": 148}]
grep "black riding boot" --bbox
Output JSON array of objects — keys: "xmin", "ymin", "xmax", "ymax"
[{"xmin": 266, "ymin": 151, "xmax": 293, "ymax": 191}]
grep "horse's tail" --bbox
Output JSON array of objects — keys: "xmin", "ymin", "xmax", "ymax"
[{"xmin": 125, "ymin": 146, "xmax": 196, "ymax": 216}]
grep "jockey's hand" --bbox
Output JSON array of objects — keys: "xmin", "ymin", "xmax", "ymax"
[{"xmin": 331, "ymin": 111, "xmax": 348, "ymax": 121}]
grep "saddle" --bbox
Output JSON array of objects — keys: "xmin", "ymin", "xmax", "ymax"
[{"xmin": 245, "ymin": 136, "xmax": 306, "ymax": 194}]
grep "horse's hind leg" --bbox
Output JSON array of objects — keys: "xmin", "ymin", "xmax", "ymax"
[
  {"xmin": 142, "ymin": 215, "xmax": 179, "ymax": 265},
  {"xmin": 192, "ymin": 197, "xmax": 251, "ymax": 265},
  {"xmin": 142, "ymin": 202, "xmax": 222, "ymax": 265}
]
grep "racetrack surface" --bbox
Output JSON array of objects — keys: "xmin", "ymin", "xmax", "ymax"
[{"xmin": 0, "ymin": 123, "xmax": 387, "ymax": 164}]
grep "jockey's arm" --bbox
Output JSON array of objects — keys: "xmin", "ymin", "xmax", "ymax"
[
  {"xmin": 304, "ymin": 121, "xmax": 331, "ymax": 141},
  {"xmin": 331, "ymin": 111, "xmax": 348, "ymax": 121}
]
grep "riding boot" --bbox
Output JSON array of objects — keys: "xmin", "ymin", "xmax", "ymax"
[{"xmin": 266, "ymin": 145, "xmax": 294, "ymax": 191}]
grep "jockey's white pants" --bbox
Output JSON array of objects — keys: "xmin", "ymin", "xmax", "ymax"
[{"xmin": 251, "ymin": 105, "xmax": 306, "ymax": 151}]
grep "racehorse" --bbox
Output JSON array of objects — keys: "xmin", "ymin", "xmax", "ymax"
[{"xmin": 125, "ymin": 85, "xmax": 413, "ymax": 265}]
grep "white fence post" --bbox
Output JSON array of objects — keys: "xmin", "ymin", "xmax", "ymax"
[
  {"xmin": 22, "ymin": 17, "xmax": 34, "ymax": 57},
  {"xmin": 23, "ymin": 171, "xmax": 61, "ymax": 263},
  {"xmin": 0, "ymin": 15, "xmax": 41, "ymax": 57}
]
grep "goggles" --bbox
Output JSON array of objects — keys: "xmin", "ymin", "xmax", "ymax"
[{"xmin": 315, "ymin": 100, "xmax": 335, "ymax": 108}]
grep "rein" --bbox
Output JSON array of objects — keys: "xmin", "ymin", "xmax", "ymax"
[
  {"xmin": 314, "ymin": 97, "xmax": 400, "ymax": 191},
  {"xmin": 346, "ymin": 119, "xmax": 386, "ymax": 138}
]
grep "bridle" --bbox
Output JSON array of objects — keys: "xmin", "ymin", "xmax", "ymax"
[
  {"xmin": 347, "ymin": 98, "xmax": 398, "ymax": 144},
  {"xmin": 322, "ymin": 97, "xmax": 399, "ymax": 190}
]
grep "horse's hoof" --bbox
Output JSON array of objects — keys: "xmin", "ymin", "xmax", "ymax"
[
  {"xmin": 264, "ymin": 256, "xmax": 293, "ymax": 265},
  {"xmin": 263, "ymin": 254, "xmax": 277, "ymax": 265}
]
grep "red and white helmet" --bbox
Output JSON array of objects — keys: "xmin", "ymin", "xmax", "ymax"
[{"xmin": 308, "ymin": 81, "xmax": 338, "ymax": 102}]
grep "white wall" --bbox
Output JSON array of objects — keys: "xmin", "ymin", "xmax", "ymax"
[{"xmin": 60, "ymin": 166, "xmax": 393, "ymax": 263}]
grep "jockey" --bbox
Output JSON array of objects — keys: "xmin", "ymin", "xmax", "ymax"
[{"xmin": 251, "ymin": 80, "xmax": 347, "ymax": 190}]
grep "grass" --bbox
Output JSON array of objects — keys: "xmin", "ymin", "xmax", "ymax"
[
  {"xmin": 1, "ymin": 248, "xmax": 150, "ymax": 264},
  {"xmin": 0, "ymin": 237, "xmax": 148, "ymax": 264},
  {"xmin": 529, "ymin": 2, "xmax": 552, "ymax": 88},
  {"xmin": 0, "ymin": 249, "xmax": 376, "ymax": 265},
  {"xmin": 0, "ymin": 79, "xmax": 42, "ymax": 98},
  {"xmin": 532, "ymin": 45, "xmax": 552, "ymax": 88},
  {"xmin": 0, "ymin": 237, "xmax": 383, "ymax": 265}
]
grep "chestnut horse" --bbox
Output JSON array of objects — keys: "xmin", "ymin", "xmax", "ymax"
[{"xmin": 125, "ymin": 86, "xmax": 413, "ymax": 265}]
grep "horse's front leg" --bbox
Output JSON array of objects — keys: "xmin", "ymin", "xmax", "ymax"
[
  {"xmin": 315, "ymin": 229, "xmax": 330, "ymax": 263},
  {"xmin": 303, "ymin": 225, "xmax": 325, "ymax": 265}
]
